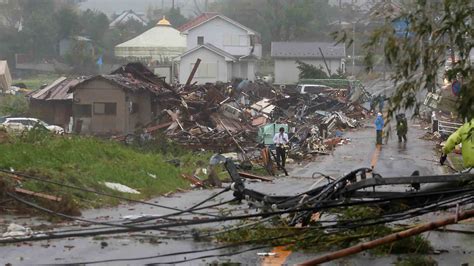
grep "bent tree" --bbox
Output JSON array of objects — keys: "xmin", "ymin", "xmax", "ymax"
[{"xmin": 340, "ymin": 0, "xmax": 473, "ymax": 120}]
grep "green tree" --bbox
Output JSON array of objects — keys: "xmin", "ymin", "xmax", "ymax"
[
  {"xmin": 64, "ymin": 40, "xmax": 97, "ymax": 74},
  {"xmin": 19, "ymin": 10, "xmax": 58, "ymax": 59},
  {"xmin": 80, "ymin": 9, "xmax": 109, "ymax": 44},
  {"xmin": 211, "ymin": 0, "xmax": 336, "ymax": 51},
  {"xmin": 296, "ymin": 60, "xmax": 329, "ymax": 79},
  {"xmin": 165, "ymin": 7, "xmax": 187, "ymax": 27},
  {"xmin": 0, "ymin": 95, "xmax": 28, "ymax": 116},
  {"xmin": 55, "ymin": 6, "xmax": 81, "ymax": 39},
  {"xmin": 352, "ymin": 0, "xmax": 473, "ymax": 120}
]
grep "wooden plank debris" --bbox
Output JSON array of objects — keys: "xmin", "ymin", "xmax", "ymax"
[
  {"xmin": 181, "ymin": 174, "xmax": 203, "ymax": 187},
  {"xmin": 238, "ymin": 172, "xmax": 273, "ymax": 182},
  {"xmin": 14, "ymin": 188, "xmax": 62, "ymax": 202}
]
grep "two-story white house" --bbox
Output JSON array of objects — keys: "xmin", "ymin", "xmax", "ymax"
[{"xmin": 176, "ymin": 13, "xmax": 262, "ymax": 84}]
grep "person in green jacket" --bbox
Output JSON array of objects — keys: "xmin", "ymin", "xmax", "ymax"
[{"xmin": 440, "ymin": 119, "xmax": 474, "ymax": 168}]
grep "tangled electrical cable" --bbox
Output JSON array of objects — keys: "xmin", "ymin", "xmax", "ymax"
[
  {"xmin": 31, "ymin": 193, "xmax": 474, "ymax": 265},
  {"xmin": 2, "ymin": 166, "xmax": 473, "ymax": 265},
  {"xmin": 3, "ymin": 184, "xmax": 473, "ymax": 244}
]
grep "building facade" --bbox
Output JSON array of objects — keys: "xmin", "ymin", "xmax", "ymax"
[
  {"xmin": 177, "ymin": 13, "xmax": 261, "ymax": 84},
  {"xmin": 271, "ymin": 42, "xmax": 346, "ymax": 85},
  {"xmin": 68, "ymin": 63, "xmax": 172, "ymax": 135}
]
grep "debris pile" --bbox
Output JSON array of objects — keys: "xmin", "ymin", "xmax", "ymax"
[{"xmin": 135, "ymin": 79, "xmax": 370, "ymax": 168}]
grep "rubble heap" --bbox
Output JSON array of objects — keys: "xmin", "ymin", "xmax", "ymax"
[{"xmin": 141, "ymin": 79, "xmax": 370, "ymax": 163}]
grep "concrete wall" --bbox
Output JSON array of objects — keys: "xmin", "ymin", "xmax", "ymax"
[
  {"xmin": 179, "ymin": 48, "xmax": 229, "ymax": 84},
  {"xmin": 274, "ymin": 58, "xmax": 344, "ymax": 85},
  {"xmin": 186, "ymin": 17, "xmax": 262, "ymax": 58}
]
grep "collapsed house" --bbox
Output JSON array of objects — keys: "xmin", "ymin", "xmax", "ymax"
[{"xmin": 137, "ymin": 77, "xmax": 369, "ymax": 164}]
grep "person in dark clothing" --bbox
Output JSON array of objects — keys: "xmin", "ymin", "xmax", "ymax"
[
  {"xmin": 273, "ymin": 127, "xmax": 288, "ymax": 168},
  {"xmin": 396, "ymin": 113, "xmax": 408, "ymax": 142},
  {"xmin": 379, "ymin": 94, "xmax": 386, "ymax": 112}
]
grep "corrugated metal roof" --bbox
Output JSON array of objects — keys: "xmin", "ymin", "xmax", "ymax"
[
  {"xmin": 29, "ymin": 77, "xmax": 83, "ymax": 101},
  {"xmin": 271, "ymin": 42, "xmax": 346, "ymax": 59},
  {"xmin": 69, "ymin": 63, "xmax": 174, "ymax": 96},
  {"xmin": 70, "ymin": 74, "xmax": 172, "ymax": 96}
]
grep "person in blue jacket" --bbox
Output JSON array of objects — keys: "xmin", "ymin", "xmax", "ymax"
[{"xmin": 375, "ymin": 112, "xmax": 384, "ymax": 145}]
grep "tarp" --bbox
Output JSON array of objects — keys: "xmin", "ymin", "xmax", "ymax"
[
  {"xmin": 258, "ymin": 123, "xmax": 288, "ymax": 145},
  {"xmin": 0, "ymin": 61, "xmax": 12, "ymax": 92}
]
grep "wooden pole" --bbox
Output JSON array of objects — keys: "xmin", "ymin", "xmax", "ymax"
[
  {"xmin": 298, "ymin": 209, "xmax": 474, "ymax": 265},
  {"xmin": 185, "ymin": 58, "xmax": 201, "ymax": 87},
  {"xmin": 318, "ymin": 47, "xmax": 332, "ymax": 76},
  {"xmin": 217, "ymin": 118, "xmax": 248, "ymax": 161}
]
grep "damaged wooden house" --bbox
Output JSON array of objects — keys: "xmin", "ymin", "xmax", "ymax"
[
  {"xmin": 28, "ymin": 77, "xmax": 84, "ymax": 131},
  {"xmin": 68, "ymin": 63, "xmax": 174, "ymax": 136}
]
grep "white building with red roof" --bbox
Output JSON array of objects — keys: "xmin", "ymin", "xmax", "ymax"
[{"xmin": 176, "ymin": 13, "xmax": 262, "ymax": 84}]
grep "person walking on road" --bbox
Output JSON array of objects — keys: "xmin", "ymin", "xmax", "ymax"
[
  {"xmin": 273, "ymin": 127, "xmax": 289, "ymax": 168},
  {"xmin": 375, "ymin": 112, "xmax": 384, "ymax": 145},
  {"xmin": 378, "ymin": 94, "xmax": 386, "ymax": 113},
  {"xmin": 440, "ymin": 118, "xmax": 474, "ymax": 168},
  {"xmin": 396, "ymin": 113, "xmax": 408, "ymax": 142}
]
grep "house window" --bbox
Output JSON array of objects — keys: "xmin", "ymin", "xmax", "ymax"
[
  {"xmin": 73, "ymin": 104, "xmax": 92, "ymax": 117},
  {"xmin": 197, "ymin": 36, "xmax": 204, "ymax": 45},
  {"xmin": 223, "ymin": 34, "xmax": 248, "ymax": 46},
  {"xmin": 94, "ymin": 102, "xmax": 116, "ymax": 115},
  {"xmin": 191, "ymin": 62, "xmax": 217, "ymax": 78}
]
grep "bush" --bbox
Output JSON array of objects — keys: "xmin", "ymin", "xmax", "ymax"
[{"xmin": 0, "ymin": 95, "xmax": 28, "ymax": 116}]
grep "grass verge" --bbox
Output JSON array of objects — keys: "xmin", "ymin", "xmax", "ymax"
[{"xmin": 0, "ymin": 129, "xmax": 211, "ymax": 213}]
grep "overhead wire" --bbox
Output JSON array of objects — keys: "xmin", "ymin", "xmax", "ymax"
[
  {"xmin": 55, "ymin": 195, "xmax": 474, "ymax": 265},
  {"xmin": 61, "ymin": 225, "xmax": 318, "ymax": 265},
  {"xmin": 2, "ymin": 186, "xmax": 473, "ymax": 244}
]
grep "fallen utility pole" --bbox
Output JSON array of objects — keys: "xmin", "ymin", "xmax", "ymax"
[{"xmin": 297, "ymin": 208, "xmax": 474, "ymax": 265}]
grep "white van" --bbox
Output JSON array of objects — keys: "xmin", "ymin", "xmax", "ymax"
[{"xmin": 296, "ymin": 84, "xmax": 331, "ymax": 95}]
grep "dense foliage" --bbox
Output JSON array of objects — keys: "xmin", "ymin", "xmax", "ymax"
[
  {"xmin": 210, "ymin": 0, "xmax": 337, "ymax": 51},
  {"xmin": 336, "ymin": 0, "xmax": 473, "ymax": 120},
  {"xmin": 296, "ymin": 61, "xmax": 329, "ymax": 79}
]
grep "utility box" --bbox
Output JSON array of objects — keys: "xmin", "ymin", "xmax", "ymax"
[{"xmin": 258, "ymin": 123, "xmax": 289, "ymax": 145}]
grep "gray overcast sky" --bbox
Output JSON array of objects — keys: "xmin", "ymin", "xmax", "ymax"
[{"xmin": 78, "ymin": 0, "xmax": 214, "ymax": 17}]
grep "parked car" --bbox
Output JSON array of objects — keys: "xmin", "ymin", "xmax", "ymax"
[
  {"xmin": 296, "ymin": 84, "xmax": 332, "ymax": 95},
  {"xmin": 0, "ymin": 117, "xmax": 64, "ymax": 134}
]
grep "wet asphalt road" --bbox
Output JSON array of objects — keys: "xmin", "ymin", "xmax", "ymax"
[{"xmin": 1, "ymin": 118, "xmax": 473, "ymax": 265}]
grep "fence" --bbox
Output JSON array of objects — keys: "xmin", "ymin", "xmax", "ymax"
[{"xmin": 432, "ymin": 118, "xmax": 462, "ymax": 135}]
